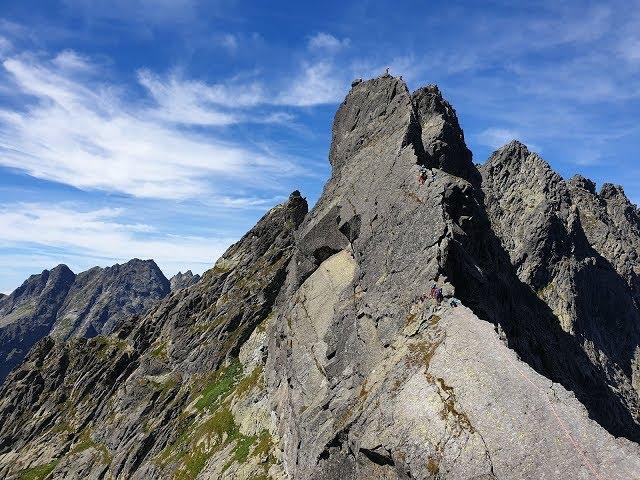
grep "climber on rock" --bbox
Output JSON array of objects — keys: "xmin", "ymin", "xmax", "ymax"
[
  {"xmin": 418, "ymin": 165, "xmax": 429, "ymax": 185},
  {"xmin": 429, "ymin": 284, "xmax": 444, "ymax": 305}
]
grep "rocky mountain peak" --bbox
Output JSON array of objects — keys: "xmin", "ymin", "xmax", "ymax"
[
  {"xmin": 0, "ymin": 264, "xmax": 76, "ymax": 380},
  {"xmin": 0, "ymin": 258, "xmax": 171, "ymax": 382},
  {"xmin": 568, "ymin": 174, "xmax": 597, "ymax": 193},
  {"xmin": 169, "ymin": 270, "xmax": 201, "ymax": 291},
  {"xmin": 50, "ymin": 258, "xmax": 170, "ymax": 339},
  {"xmin": 329, "ymin": 75, "xmax": 412, "ymax": 172},
  {"xmin": 411, "ymin": 83, "xmax": 477, "ymax": 183},
  {"xmin": 485, "ymin": 140, "xmax": 545, "ymax": 170},
  {"xmin": 329, "ymin": 75, "xmax": 478, "ymax": 184},
  {"xmin": 285, "ymin": 189, "xmax": 308, "ymax": 226},
  {"xmin": 601, "ymin": 182, "xmax": 630, "ymax": 201}
]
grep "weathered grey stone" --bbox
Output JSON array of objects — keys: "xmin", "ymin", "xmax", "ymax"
[
  {"xmin": 0, "ymin": 192, "xmax": 307, "ymax": 479},
  {"xmin": 0, "ymin": 264, "xmax": 75, "ymax": 381},
  {"xmin": 266, "ymin": 76, "xmax": 640, "ymax": 479},
  {"xmin": 51, "ymin": 258, "xmax": 170, "ymax": 339},
  {"xmin": 480, "ymin": 141, "xmax": 640, "ymax": 438}
]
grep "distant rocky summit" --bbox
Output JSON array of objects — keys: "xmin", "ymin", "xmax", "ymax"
[
  {"xmin": 1, "ymin": 74, "xmax": 639, "ymax": 479},
  {"xmin": 169, "ymin": 270, "xmax": 201, "ymax": 291},
  {"xmin": 0, "ymin": 259, "xmax": 170, "ymax": 382}
]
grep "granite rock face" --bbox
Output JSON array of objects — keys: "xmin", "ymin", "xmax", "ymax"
[
  {"xmin": 266, "ymin": 75, "xmax": 640, "ymax": 479},
  {"xmin": 480, "ymin": 141, "xmax": 640, "ymax": 431},
  {"xmin": 1, "ymin": 75, "xmax": 640, "ymax": 480},
  {"xmin": 0, "ymin": 259, "xmax": 170, "ymax": 382}
]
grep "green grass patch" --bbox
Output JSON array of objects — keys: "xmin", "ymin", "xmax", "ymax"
[
  {"xmin": 69, "ymin": 428, "xmax": 112, "ymax": 464},
  {"xmin": 92, "ymin": 336, "xmax": 129, "ymax": 359},
  {"xmin": 194, "ymin": 360, "xmax": 243, "ymax": 410},
  {"xmin": 157, "ymin": 359, "xmax": 278, "ymax": 479},
  {"xmin": 150, "ymin": 340, "xmax": 168, "ymax": 359},
  {"xmin": 17, "ymin": 460, "xmax": 59, "ymax": 480},
  {"xmin": 164, "ymin": 407, "xmax": 257, "ymax": 479},
  {"xmin": 233, "ymin": 365, "xmax": 263, "ymax": 399}
]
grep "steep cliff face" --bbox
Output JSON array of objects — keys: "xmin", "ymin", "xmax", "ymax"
[
  {"xmin": 1, "ymin": 74, "xmax": 640, "ymax": 480},
  {"xmin": 0, "ymin": 259, "xmax": 170, "ymax": 382},
  {"xmin": 0, "ymin": 192, "xmax": 307, "ymax": 480},
  {"xmin": 480, "ymin": 142, "xmax": 640, "ymax": 428}
]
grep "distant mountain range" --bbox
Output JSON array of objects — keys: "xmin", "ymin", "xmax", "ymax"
[{"xmin": 0, "ymin": 260, "xmax": 199, "ymax": 381}]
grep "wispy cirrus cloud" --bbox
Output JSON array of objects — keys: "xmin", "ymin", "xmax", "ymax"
[
  {"xmin": 277, "ymin": 32, "xmax": 353, "ymax": 107},
  {"xmin": 0, "ymin": 51, "xmax": 304, "ymax": 199},
  {"xmin": 277, "ymin": 61, "xmax": 346, "ymax": 106},
  {"xmin": 476, "ymin": 128, "xmax": 541, "ymax": 152}
]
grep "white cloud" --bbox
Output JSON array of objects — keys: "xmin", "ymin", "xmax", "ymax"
[
  {"xmin": 0, "ymin": 53, "xmax": 301, "ymax": 199},
  {"xmin": 219, "ymin": 34, "xmax": 239, "ymax": 52},
  {"xmin": 277, "ymin": 61, "xmax": 346, "ymax": 106},
  {"xmin": 0, "ymin": 36, "xmax": 11, "ymax": 57},
  {"xmin": 137, "ymin": 69, "xmax": 265, "ymax": 125},
  {"xmin": 308, "ymin": 33, "xmax": 349, "ymax": 52},
  {"xmin": 0, "ymin": 203, "xmax": 231, "ymax": 283},
  {"xmin": 476, "ymin": 127, "xmax": 541, "ymax": 152},
  {"xmin": 52, "ymin": 50, "xmax": 94, "ymax": 72}
]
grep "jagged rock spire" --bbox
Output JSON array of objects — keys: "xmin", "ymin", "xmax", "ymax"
[{"xmin": 329, "ymin": 75, "xmax": 479, "ymax": 185}]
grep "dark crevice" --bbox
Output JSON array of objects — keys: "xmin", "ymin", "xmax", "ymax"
[{"xmin": 360, "ymin": 447, "xmax": 395, "ymax": 467}]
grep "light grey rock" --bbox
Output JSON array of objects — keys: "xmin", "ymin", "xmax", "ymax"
[
  {"xmin": 0, "ymin": 192, "xmax": 307, "ymax": 479},
  {"xmin": 266, "ymin": 76, "xmax": 640, "ymax": 479}
]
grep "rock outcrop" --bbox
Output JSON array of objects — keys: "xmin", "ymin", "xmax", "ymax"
[
  {"xmin": 1, "ymin": 75, "xmax": 639, "ymax": 479},
  {"xmin": 267, "ymin": 75, "xmax": 640, "ymax": 479},
  {"xmin": 0, "ymin": 259, "xmax": 170, "ymax": 382},
  {"xmin": 169, "ymin": 270, "xmax": 201, "ymax": 291},
  {"xmin": 480, "ymin": 141, "xmax": 640, "ymax": 432}
]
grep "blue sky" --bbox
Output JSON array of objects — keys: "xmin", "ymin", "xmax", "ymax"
[{"xmin": 0, "ymin": 0, "xmax": 639, "ymax": 293}]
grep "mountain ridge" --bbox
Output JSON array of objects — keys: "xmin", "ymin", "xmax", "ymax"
[
  {"xmin": 0, "ymin": 258, "xmax": 172, "ymax": 382},
  {"xmin": 1, "ymin": 74, "xmax": 639, "ymax": 479}
]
